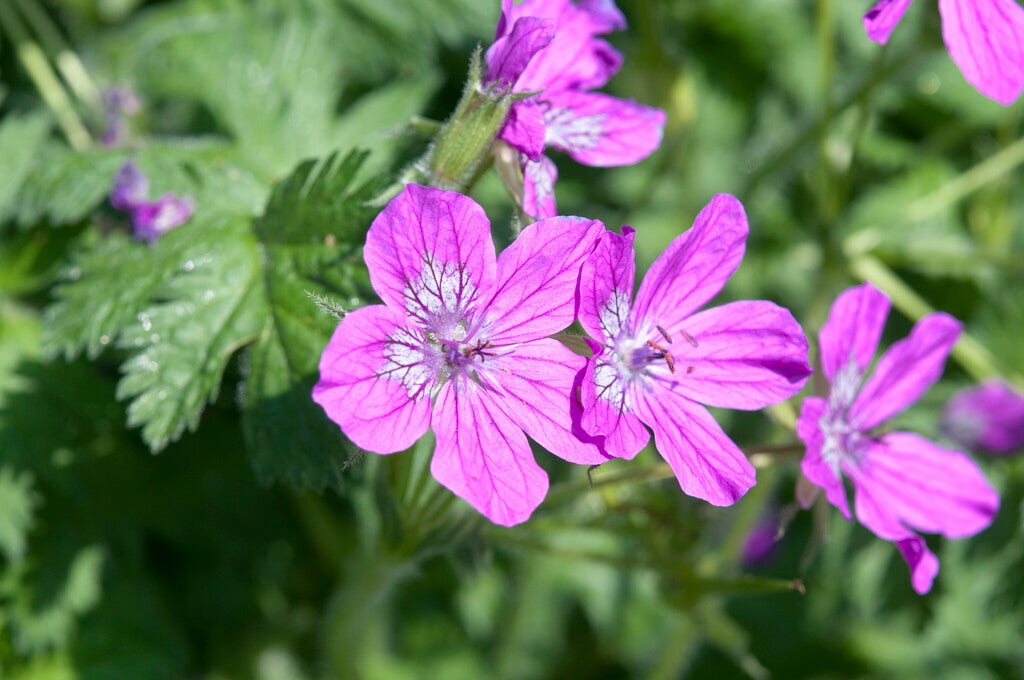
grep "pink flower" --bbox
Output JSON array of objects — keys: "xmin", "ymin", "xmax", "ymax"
[
  {"xmin": 485, "ymin": 0, "xmax": 666, "ymax": 218},
  {"xmin": 798, "ymin": 283, "xmax": 999, "ymax": 594},
  {"xmin": 942, "ymin": 380, "xmax": 1024, "ymax": 455},
  {"xmin": 313, "ymin": 184, "xmax": 608, "ymax": 526},
  {"xmin": 576, "ymin": 195, "xmax": 812, "ymax": 506},
  {"xmin": 864, "ymin": 0, "xmax": 1024, "ymax": 105},
  {"xmin": 109, "ymin": 160, "xmax": 193, "ymax": 244}
]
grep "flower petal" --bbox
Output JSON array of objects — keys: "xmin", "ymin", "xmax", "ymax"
[
  {"xmin": 851, "ymin": 312, "xmax": 961, "ymax": 429},
  {"xmin": 430, "ymin": 381, "xmax": 548, "ymax": 526},
  {"xmin": 500, "ymin": 100, "xmax": 547, "ymax": 161},
  {"xmin": 578, "ymin": 352, "xmax": 649, "ymax": 459},
  {"xmin": 487, "ymin": 338, "xmax": 610, "ymax": 465},
  {"xmin": 797, "ymin": 396, "xmax": 851, "ymax": 518},
  {"xmin": 863, "ymin": 0, "xmax": 914, "ymax": 44},
  {"xmin": 485, "ymin": 16, "xmax": 555, "ymax": 89},
  {"xmin": 484, "ymin": 216, "xmax": 602, "ymax": 344},
  {"xmin": 578, "ymin": 226, "xmax": 636, "ymax": 343},
  {"xmin": 939, "ymin": 0, "xmax": 1024, "ymax": 105},
  {"xmin": 656, "ymin": 300, "xmax": 811, "ymax": 410},
  {"xmin": 942, "ymin": 380, "xmax": 1024, "ymax": 454},
  {"xmin": 522, "ymin": 155, "xmax": 559, "ymax": 219},
  {"xmin": 312, "ymin": 305, "xmax": 434, "ymax": 453},
  {"xmin": 895, "ymin": 535, "xmax": 940, "ymax": 595},
  {"xmin": 364, "ymin": 184, "xmax": 496, "ymax": 326},
  {"xmin": 819, "ymin": 282, "xmax": 890, "ymax": 382},
  {"xmin": 542, "ymin": 90, "xmax": 665, "ymax": 167},
  {"xmin": 634, "ymin": 388, "xmax": 755, "ymax": 506},
  {"xmin": 132, "ymin": 194, "xmax": 194, "ymax": 244},
  {"xmin": 110, "ymin": 160, "xmax": 149, "ymax": 211},
  {"xmin": 631, "ymin": 194, "xmax": 748, "ymax": 328},
  {"xmin": 848, "ymin": 432, "xmax": 999, "ymax": 540}
]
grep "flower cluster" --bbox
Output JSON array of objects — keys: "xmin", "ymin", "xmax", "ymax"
[{"xmin": 109, "ymin": 160, "xmax": 194, "ymax": 244}]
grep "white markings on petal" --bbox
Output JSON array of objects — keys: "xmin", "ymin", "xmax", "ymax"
[
  {"xmin": 380, "ymin": 327, "xmax": 441, "ymax": 398},
  {"xmin": 599, "ymin": 289, "xmax": 631, "ymax": 343},
  {"xmin": 403, "ymin": 255, "xmax": 478, "ymax": 339},
  {"xmin": 544, "ymin": 106, "xmax": 606, "ymax": 152},
  {"xmin": 820, "ymin": 357, "xmax": 867, "ymax": 472}
]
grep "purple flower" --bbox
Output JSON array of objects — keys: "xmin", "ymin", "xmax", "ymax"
[
  {"xmin": 863, "ymin": 0, "xmax": 1024, "ymax": 105},
  {"xmin": 109, "ymin": 160, "xmax": 193, "ymax": 244},
  {"xmin": 741, "ymin": 512, "xmax": 781, "ymax": 567},
  {"xmin": 485, "ymin": 0, "xmax": 666, "ymax": 218},
  {"xmin": 942, "ymin": 380, "xmax": 1024, "ymax": 455},
  {"xmin": 797, "ymin": 283, "xmax": 999, "ymax": 594},
  {"xmin": 312, "ymin": 184, "xmax": 608, "ymax": 526},
  {"xmin": 576, "ymin": 195, "xmax": 812, "ymax": 506},
  {"xmin": 100, "ymin": 86, "xmax": 141, "ymax": 147}
]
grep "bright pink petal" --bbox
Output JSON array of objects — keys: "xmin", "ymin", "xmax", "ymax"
[
  {"xmin": 634, "ymin": 387, "xmax": 755, "ymax": 506},
  {"xmin": 848, "ymin": 432, "xmax": 999, "ymax": 540},
  {"xmin": 578, "ymin": 227, "xmax": 636, "ymax": 343},
  {"xmin": 631, "ymin": 194, "xmax": 748, "ymax": 328},
  {"xmin": 656, "ymin": 300, "xmax": 811, "ymax": 410},
  {"xmin": 939, "ymin": 0, "xmax": 1024, "ymax": 105},
  {"xmin": 515, "ymin": 4, "xmax": 623, "ymax": 93},
  {"xmin": 797, "ymin": 396, "xmax": 851, "ymax": 518},
  {"xmin": 521, "ymin": 155, "xmax": 558, "ymax": 219},
  {"xmin": 487, "ymin": 338, "xmax": 610, "ymax": 465},
  {"xmin": 851, "ymin": 312, "xmax": 961, "ymax": 429},
  {"xmin": 313, "ymin": 305, "xmax": 434, "ymax": 453},
  {"xmin": 863, "ymin": 0, "xmax": 914, "ymax": 44},
  {"xmin": 577, "ymin": 0, "xmax": 627, "ymax": 31},
  {"xmin": 942, "ymin": 380, "xmax": 1024, "ymax": 454},
  {"xmin": 819, "ymin": 283, "xmax": 891, "ymax": 382},
  {"xmin": 542, "ymin": 90, "xmax": 665, "ymax": 167},
  {"xmin": 485, "ymin": 16, "xmax": 555, "ymax": 89},
  {"xmin": 896, "ymin": 535, "xmax": 940, "ymax": 595},
  {"xmin": 578, "ymin": 352, "xmax": 649, "ymax": 459},
  {"xmin": 364, "ymin": 184, "xmax": 496, "ymax": 324},
  {"xmin": 484, "ymin": 216, "xmax": 602, "ymax": 344},
  {"xmin": 500, "ymin": 100, "xmax": 547, "ymax": 161},
  {"xmin": 430, "ymin": 381, "xmax": 548, "ymax": 526}
]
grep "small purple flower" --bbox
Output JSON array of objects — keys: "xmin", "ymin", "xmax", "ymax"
[
  {"xmin": 101, "ymin": 86, "xmax": 141, "ymax": 147},
  {"xmin": 109, "ymin": 160, "xmax": 193, "ymax": 244},
  {"xmin": 485, "ymin": 0, "xmax": 666, "ymax": 218},
  {"xmin": 742, "ymin": 513, "xmax": 781, "ymax": 567},
  {"xmin": 942, "ymin": 380, "xmax": 1024, "ymax": 455},
  {"xmin": 576, "ymin": 195, "xmax": 812, "ymax": 506},
  {"xmin": 798, "ymin": 283, "xmax": 999, "ymax": 594},
  {"xmin": 863, "ymin": 0, "xmax": 1024, "ymax": 105},
  {"xmin": 313, "ymin": 184, "xmax": 608, "ymax": 526}
]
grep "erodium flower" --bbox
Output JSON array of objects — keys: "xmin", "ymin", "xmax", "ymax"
[
  {"xmin": 798, "ymin": 282, "xmax": 999, "ymax": 594},
  {"xmin": 485, "ymin": 0, "xmax": 665, "ymax": 218},
  {"xmin": 863, "ymin": 0, "xmax": 1024, "ymax": 105},
  {"xmin": 313, "ymin": 184, "xmax": 608, "ymax": 526},
  {"xmin": 109, "ymin": 160, "xmax": 194, "ymax": 244},
  {"xmin": 576, "ymin": 194, "xmax": 811, "ymax": 505},
  {"xmin": 941, "ymin": 380, "xmax": 1024, "ymax": 455}
]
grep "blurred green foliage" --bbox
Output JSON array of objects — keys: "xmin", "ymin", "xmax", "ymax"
[{"xmin": 1, "ymin": 0, "xmax": 1022, "ymax": 678}]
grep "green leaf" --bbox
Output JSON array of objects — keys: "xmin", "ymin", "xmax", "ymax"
[
  {"xmin": 0, "ymin": 113, "xmax": 52, "ymax": 223},
  {"xmin": 0, "ymin": 468, "xmax": 37, "ymax": 564},
  {"xmin": 243, "ymin": 150, "xmax": 381, "ymax": 488},
  {"xmin": 11, "ymin": 146, "xmax": 126, "ymax": 228},
  {"xmin": 116, "ymin": 217, "xmax": 265, "ymax": 451}
]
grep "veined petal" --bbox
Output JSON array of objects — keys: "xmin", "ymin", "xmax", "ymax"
[
  {"xmin": 851, "ymin": 312, "xmax": 961, "ymax": 429},
  {"xmin": 488, "ymin": 338, "xmax": 610, "ymax": 465},
  {"xmin": 863, "ymin": 0, "xmax": 914, "ymax": 44},
  {"xmin": 500, "ymin": 100, "xmax": 547, "ymax": 161},
  {"xmin": 543, "ymin": 90, "xmax": 665, "ymax": 167},
  {"xmin": 631, "ymin": 194, "xmax": 748, "ymax": 328},
  {"xmin": 896, "ymin": 535, "xmax": 940, "ymax": 595},
  {"xmin": 579, "ymin": 227, "xmax": 636, "ymax": 343},
  {"xmin": 797, "ymin": 396, "xmax": 851, "ymax": 518},
  {"xmin": 522, "ymin": 155, "xmax": 559, "ymax": 219},
  {"xmin": 849, "ymin": 432, "xmax": 999, "ymax": 540},
  {"xmin": 484, "ymin": 216, "xmax": 603, "ymax": 344},
  {"xmin": 939, "ymin": 0, "xmax": 1024, "ymax": 105},
  {"xmin": 515, "ymin": 6, "xmax": 623, "ymax": 93},
  {"xmin": 634, "ymin": 388, "xmax": 755, "ymax": 506},
  {"xmin": 579, "ymin": 352, "xmax": 649, "ymax": 459},
  {"xmin": 312, "ymin": 305, "xmax": 434, "ymax": 453},
  {"xmin": 364, "ymin": 184, "xmax": 496, "ymax": 328},
  {"xmin": 430, "ymin": 381, "xmax": 548, "ymax": 526},
  {"xmin": 819, "ymin": 283, "xmax": 890, "ymax": 382},
  {"xmin": 656, "ymin": 300, "xmax": 811, "ymax": 410},
  {"xmin": 485, "ymin": 16, "xmax": 555, "ymax": 89}
]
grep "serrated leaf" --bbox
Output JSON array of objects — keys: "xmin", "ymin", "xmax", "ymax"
[
  {"xmin": 0, "ymin": 468, "xmax": 37, "ymax": 564},
  {"xmin": 0, "ymin": 113, "xmax": 52, "ymax": 223},
  {"xmin": 116, "ymin": 217, "xmax": 265, "ymax": 451},
  {"xmin": 11, "ymin": 146, "xmax": 126, "ymax": 228}
]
